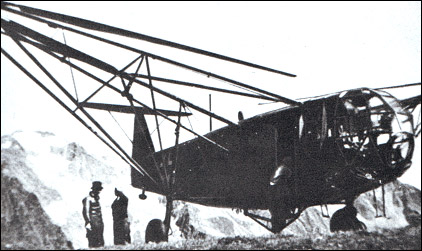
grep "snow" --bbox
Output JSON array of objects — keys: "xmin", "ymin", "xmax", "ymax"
[{"xmin": 1, "ymin": 140, "xmax": 12, "ymax": 149}]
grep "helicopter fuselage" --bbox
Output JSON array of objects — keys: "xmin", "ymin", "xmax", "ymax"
[{"xmin": 132, "ymin": 88, "xmax": 415, "ymax": 211}]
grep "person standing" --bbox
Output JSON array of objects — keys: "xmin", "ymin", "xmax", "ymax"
[
  {"xmin": 112, "ymin": 188, "xmax": 131, "ymax": 245},
  {"xmin": 82, "ymin": 181, "xmax": 104, "ymax": 248}
]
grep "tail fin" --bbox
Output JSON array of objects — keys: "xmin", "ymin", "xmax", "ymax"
[
  {"xmin": 131, "ymin": 112, "xmax": 160, "ymax": 191},
  {"xmin": 75, "ymin": 102, "xmax": 188, "ymax": 192}
]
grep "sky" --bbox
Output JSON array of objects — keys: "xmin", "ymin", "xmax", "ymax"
[{"xmin": 1, "ymin": 1, "xmax": 421, "ymax": 188}]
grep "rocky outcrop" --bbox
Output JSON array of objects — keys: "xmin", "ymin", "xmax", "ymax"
[
  {"xmin": 355, "ymin": 180, "xmax": 421, "ymax": 231},
  {"xmin": 174, "ymin": 203, "xmax": 207, "ymax": 239},
  {"xmin": 1, "ymin": 166, "xmax": 73, "ymax": 250}
]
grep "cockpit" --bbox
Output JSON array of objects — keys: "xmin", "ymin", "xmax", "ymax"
[{"xmin": 334, "ymin": 88, "xmax": 415, "ymax": 175}]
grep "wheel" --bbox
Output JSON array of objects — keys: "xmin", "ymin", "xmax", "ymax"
[
  {"xmin": 145, "ymin": 219, "xmax": 167, "ymax": 243},
  {"xmin": 330, "ymin": 205, "xmax": 366, "ymax": 232}
]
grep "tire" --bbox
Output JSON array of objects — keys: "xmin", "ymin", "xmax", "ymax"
[
  {"xmin": 330, "ymin": 206, "xmax": 366, "ymax": 232},
  {"xmin": 145, "ymin": 219, "xmax": 167, "ymax": 243}
]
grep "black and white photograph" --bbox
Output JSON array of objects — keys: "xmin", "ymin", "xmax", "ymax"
[{"xmin": 1, "ymin": 1, "xmax": 421, "ymax": 250}]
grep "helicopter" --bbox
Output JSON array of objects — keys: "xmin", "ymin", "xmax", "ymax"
[{"xmin": 1, "ymin": 2, "xmax": 421, "ymax": 242}]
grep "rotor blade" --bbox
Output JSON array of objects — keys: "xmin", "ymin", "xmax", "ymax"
[
  {"xmin": 131, "ymin": 73, "xmax": 278, "ymax": 101},
  {"xmin": 2, "ymin": 2, "xmax": 296, "ymax": 77},
  {"xmin": 2, "ymin": 19, "xmax": 236, "ymax": 126},
  {"xmin": 2, "ymin": 6, "xmax": 300, "ymax": 105},
  {"xmin": 80, "ymin": 102, "xmax": 192, "ymax": 116},
  {"xmin": 373, "ymin": 82, "xmax": 421, "ymax": 91},
  {"xmin": 1, "ymin": 19, "xmax": 118, "ymax": 74}
]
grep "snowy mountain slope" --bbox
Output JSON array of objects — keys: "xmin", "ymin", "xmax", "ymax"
[{"xmin": 1, "ymin": 131, "xmax": 420, "ymax": 249}]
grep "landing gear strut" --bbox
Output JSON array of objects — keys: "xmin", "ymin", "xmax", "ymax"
[
  {"xmin": 244, "ymin": 204, "xmax": 304, "ymax": 234},
  {"xmin": 145, "ymin": 103, "xmax": 182, "ymax": 243}
]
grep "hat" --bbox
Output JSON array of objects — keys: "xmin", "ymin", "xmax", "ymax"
[{"xmin": 91, "ymin": 181, "xmax": 103, "ymax": 191}]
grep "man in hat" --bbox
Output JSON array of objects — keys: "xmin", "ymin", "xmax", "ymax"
[
  {"xmin": 82, "ymin": 181, "xmax": 104, "ymax": 248},
  {"xmin": 112, "ymin": 188, "xmax": 131, "ymax": 245}
]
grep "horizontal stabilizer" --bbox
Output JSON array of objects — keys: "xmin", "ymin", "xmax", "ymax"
[{"xmin": 80, "ymin": 102, "xmax": 191, "ymax": 116}]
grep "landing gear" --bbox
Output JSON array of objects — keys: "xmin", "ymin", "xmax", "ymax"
[
  {"xmin": 269, "ymin": 204, "xmax": 303, "ymax": 233},
  {"xmin": 145, "ymin": 219, "xmax": 167, "ymax": 243},
  {"xmin": 145, "ymin": 196, "xmax": 173, "ymax": 243},
  {"xmin": 330, "ymin": 202, "xmax": 366, "ymax": 232},
  {"xmin": 270, "ymin": 205, "xmax": 289, "ymax": 233},
  {"xmin": 244, "ymin": 204, "xmax": 303, "ymax": 234}
]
